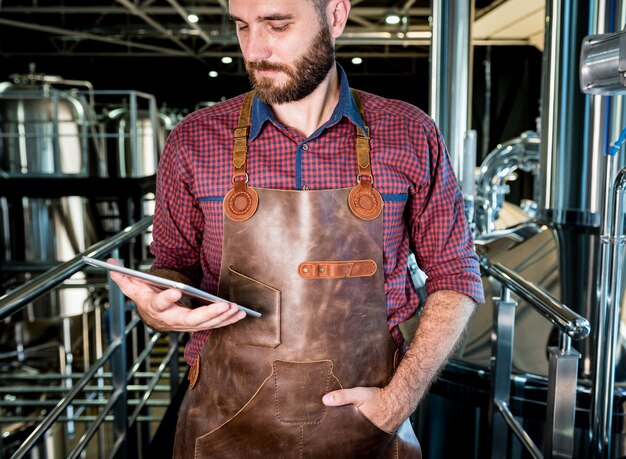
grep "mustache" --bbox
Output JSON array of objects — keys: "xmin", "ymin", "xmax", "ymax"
[{"xmin": 247, "ymin": 61, "xmax": 291, "ymax": 74}]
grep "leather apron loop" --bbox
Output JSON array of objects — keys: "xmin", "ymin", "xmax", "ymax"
[
  {"xmin": 349, "ymin": 89, "xmax": 384, "ymax": 221},
  {"xmin": 224, "ymin": 91, "xmax": 259, "ymax": 221}
]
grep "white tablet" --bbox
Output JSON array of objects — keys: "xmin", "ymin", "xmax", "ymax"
[{"xmin": 82, "ymin": 256, "xmax": 261, "ymax": 318}]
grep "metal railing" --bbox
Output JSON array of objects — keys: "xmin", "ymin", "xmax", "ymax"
[
  {"xmin": 0, "ymin": 216, "xmax": 182, "ymax": 459},
  {"xmin": 480, "ymin": 258, "xmax": 591, "ymax": 459}
]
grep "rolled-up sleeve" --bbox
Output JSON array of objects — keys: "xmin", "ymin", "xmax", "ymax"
[{"xmin": 407, "ymin": 123, "xmax": 485, "ymax": 304}]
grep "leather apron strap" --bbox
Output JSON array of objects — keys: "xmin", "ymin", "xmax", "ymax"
[{"xmin": 223, "ymin": 89, "xmax": 384, "ymax": 221}]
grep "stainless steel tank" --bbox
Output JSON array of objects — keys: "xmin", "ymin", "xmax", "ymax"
[
  {"xmin": 0, "ymin": 70, "xmax": 103, "ymax": 319},
  {"xmin": 104, "ymin": 106, "xmax": 164, "ymax": 178},
  {"xmin": 102, "ymin": 102, "xmax": 178, "ymax": 247}
]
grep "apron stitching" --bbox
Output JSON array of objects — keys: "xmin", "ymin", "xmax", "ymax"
[
  {"xmin": 271, "ymin": 361, "xmax": 334, "ymax": 425},
  {"xmin": 194, "ymin": 370, "xmax": 275, "ymax": 445}
]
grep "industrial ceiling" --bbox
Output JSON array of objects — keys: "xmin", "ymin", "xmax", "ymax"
[{"xmin": 0, "ymin": 0, "xmax": 545, "ymax": 61}]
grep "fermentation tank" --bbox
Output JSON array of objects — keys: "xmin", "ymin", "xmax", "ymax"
[
  {"xmin": 105, "ymin": 106, "xmax": 162, "ymax": 178},
  {"xmin": 102, "ymin": 103, "xmax": 180, "ymax": 247},
  {"xmin": 0, "ymin": 70, "xmax": 104, "ymax": 319}
]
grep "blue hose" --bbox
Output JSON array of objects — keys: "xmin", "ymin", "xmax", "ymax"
[{"xmin": 608, "ymin": 126, "xmax": 626, "ymax": 156}]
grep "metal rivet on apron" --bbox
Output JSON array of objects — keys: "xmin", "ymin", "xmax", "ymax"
[
  {"xmin": 303, "ymin": 267, "xmax": 309, "ymax": 273},
  {"xmin": 319, "ymin": 267, "xmax": 325, "ymax": 273}
]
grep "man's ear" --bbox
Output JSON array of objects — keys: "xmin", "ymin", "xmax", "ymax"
[{"xmin": 327, "ymin": 0, "xmax": 350, "ymax": 38}]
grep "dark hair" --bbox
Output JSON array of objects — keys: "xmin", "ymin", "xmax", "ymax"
[{"xmin": 310, "ymin": 0, "xmax": 328, "ymax": 24}]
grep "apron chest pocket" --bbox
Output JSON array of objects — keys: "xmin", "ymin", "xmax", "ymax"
[{"xmin": 222, "ymin": 266, "xmax": 281, "ymax": 348}]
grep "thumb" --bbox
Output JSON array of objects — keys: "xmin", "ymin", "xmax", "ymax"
[
  {"xmin": 323, "ymin": 388, "xmax": 363, "ymax": 407},
  {"xmin": 152, "ymin": 289, "xmax": 183, "ymax": 312}
]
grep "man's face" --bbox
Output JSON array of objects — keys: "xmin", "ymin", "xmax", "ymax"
[{"xmin": 229, "ymin": 0, "xmax": 336, "ymax": 104}]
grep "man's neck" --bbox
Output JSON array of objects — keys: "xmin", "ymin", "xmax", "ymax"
[{"xmin": 269, "ymin": 65, "xmax": 340, "ymax": 139}]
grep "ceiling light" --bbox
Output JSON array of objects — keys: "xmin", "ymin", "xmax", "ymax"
[
  {"xmin": 351, "ymin": 57, "xmax": 363, "ymax": 65},
  {"xmin": 209, "ymin": 71, "xmax": 218, "ymax": 78},
  {"xmin": 385, "ymin": 14, "xmax": 401, "ymax": 25},
  {"xmin": 221, "ymin": 56, "xmax": 233, "ymax": 64},
  {"xmin": 188, "ymin": 14, "xmax": 199, "ymax": 23}
]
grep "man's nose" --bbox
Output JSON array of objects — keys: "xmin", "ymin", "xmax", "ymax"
[{"xmin": 242, "ymin": 29, "xmax": 272, "ymax": 62}]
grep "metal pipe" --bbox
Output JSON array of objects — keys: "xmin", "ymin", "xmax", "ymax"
[
  {"xmin": 67, "ymin": 389, "xmax": 122, "ymax": 459},
  {"xmin": 165, "ymin": 0, "xmax": 213, "ymax": 45},
  {"xmin": 429, "ymin": 0, "xmax": 474, "ymax": 187},
  {"xmin": 494, "ymin": 401, "xmax": 543, "ymax": 459},
  {"xmin": 489, "ymin": 286, "xmax": 517, "ymax": 459},
  {"xmin": 540, "ymin": 0, "xmax": 599, "ymax": 224},
  {"xmin": 114, "ymin": 0, "xmax": 196, "ymax": 55},
  {"xmin": 129, "ymin": 337, "xmax": 179, "ymax": 425},
  {"xmin": 0, "ymin": 399, "xmax": 171, "ymax": 407},
  {"xmin": 0, "ymin": 384, "xmax": 172, "ymax": 393},
  {"xmin": 463, "ymin": 130, "xmax": 477, "ymax": 225},
  {"xmin": 0, "ymin": 216, "xmax": 153, "ymax": 319},
  {"xmin": 559, "ymin": 332, "xmax": 572, "ymax": 353},
  {"xmin": 9, "ymin": 340, "xmax": 120, "ymax": 459},
  {"xmin": 592, "ymin": 167, "xmax": 626, "ymax": 457},
  {"xmin": 480, "ymin": 259, "xmax": 591, "ymax": 340},
  {"xmin": 544, "ymin": 344, "xmax": 580, "ymax": 458},
  {"xmin": 0, "ymin": 415, "xmax": 167, "ymax": 423},
  {"xmin": 587, "ymin": 0, "xmax": 626, "ymax": 455},
  {"xmin": 475, "ymin": 131, "xmax": 541, "ymax": 235},
  {"xmin": 0, "ymin": 371, "xmax": 179, "ymax": 380},
  {"xmin": 109, "ymin": 248, "xmax": 129, "ymax": 456},
  {"xmin": 0, "ymin": 17, "xmax": 190, "ymax": 56}
]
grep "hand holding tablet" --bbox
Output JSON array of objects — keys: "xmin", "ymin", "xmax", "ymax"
[{"xmin": 82, "ymin": 256, "xmax": 261, "ymax": 318}]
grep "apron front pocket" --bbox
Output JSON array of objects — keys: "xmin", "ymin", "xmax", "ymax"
[
  {"xmin": 194, "ymin": 360, "xmax": 395, "ymax": 458},
  {"xmin": 223, "ymin": 266, "xmax": 281, "ymax": 348}
]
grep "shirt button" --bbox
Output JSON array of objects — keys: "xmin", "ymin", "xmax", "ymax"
[{"xmin": 302, "ymin": 143, "xmax": 309, "ymax": 150}]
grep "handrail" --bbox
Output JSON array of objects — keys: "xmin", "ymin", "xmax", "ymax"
[
  {"xmin": 0, "ymin": 216, "xmax": 153, "ymax": 320},
  {"xmin": 479, "ymin": 257, "xmax": 591, "ymax": 340},
  {"xmin": 488, "ymin": 279, "xmax": 586, "ymax": 458}
]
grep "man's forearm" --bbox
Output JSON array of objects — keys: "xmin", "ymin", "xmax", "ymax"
[{"xmin": 383, "ymin": 289, "xmax": 477, "ymax": 423}]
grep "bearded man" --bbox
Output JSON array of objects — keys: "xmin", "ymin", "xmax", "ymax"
[{"xmin": 110, "ymin": 0, "xmax": 484, "ymax": 457}]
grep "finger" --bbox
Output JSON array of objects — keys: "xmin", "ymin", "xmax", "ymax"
[
  {"xmin": 207, "ymin": 309, "xmax": 247, "ymax": 328},
  {"xmin": 151, "ymin": 289, "xmax": 184, "ymax": 312},
  {"xmin": 323, "ymin": 387, "xmax": 372, "ymax": 406},
  {"xmin": 188, "ymin": 303, "xmax": 245, "ymax": 329},
  {"xmin": 182, "ymin": 301, "xmax": 231, "ymax": 323}
]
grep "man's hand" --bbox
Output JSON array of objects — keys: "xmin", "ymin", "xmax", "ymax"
[
  {"xmin": 106, "ymin": 258, "xmax": 246, "ymax": 332},
  {"xmin": 323, "ymin": 290, "xmax": 477, "ymax": 435},
  {"xmin": 322, "ymin": 386, "xmax": 402, "ymax": 434}
]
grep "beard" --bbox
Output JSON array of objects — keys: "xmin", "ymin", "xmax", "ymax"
[{"xmin": 245, "ymin": 26, "xmax": 335, "ymax": 105}]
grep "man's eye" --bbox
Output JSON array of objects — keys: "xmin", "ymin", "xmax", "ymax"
[
  {"xmin": 236, "ymin": 24, "xmax": 249, "ymax": 32},
  {"xmin": 271, "ymin": 24, "xmax": 289, "ymax": 32}
]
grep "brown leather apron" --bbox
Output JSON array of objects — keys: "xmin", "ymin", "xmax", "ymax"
[{"xmin": 173, "ymin": 91, "xmax": 421, "ymax": 458}]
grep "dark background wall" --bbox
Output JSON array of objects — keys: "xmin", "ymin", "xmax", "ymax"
[{"xmin": 1, "ymin": 44, "xmax": 542, "ymax": 199}]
